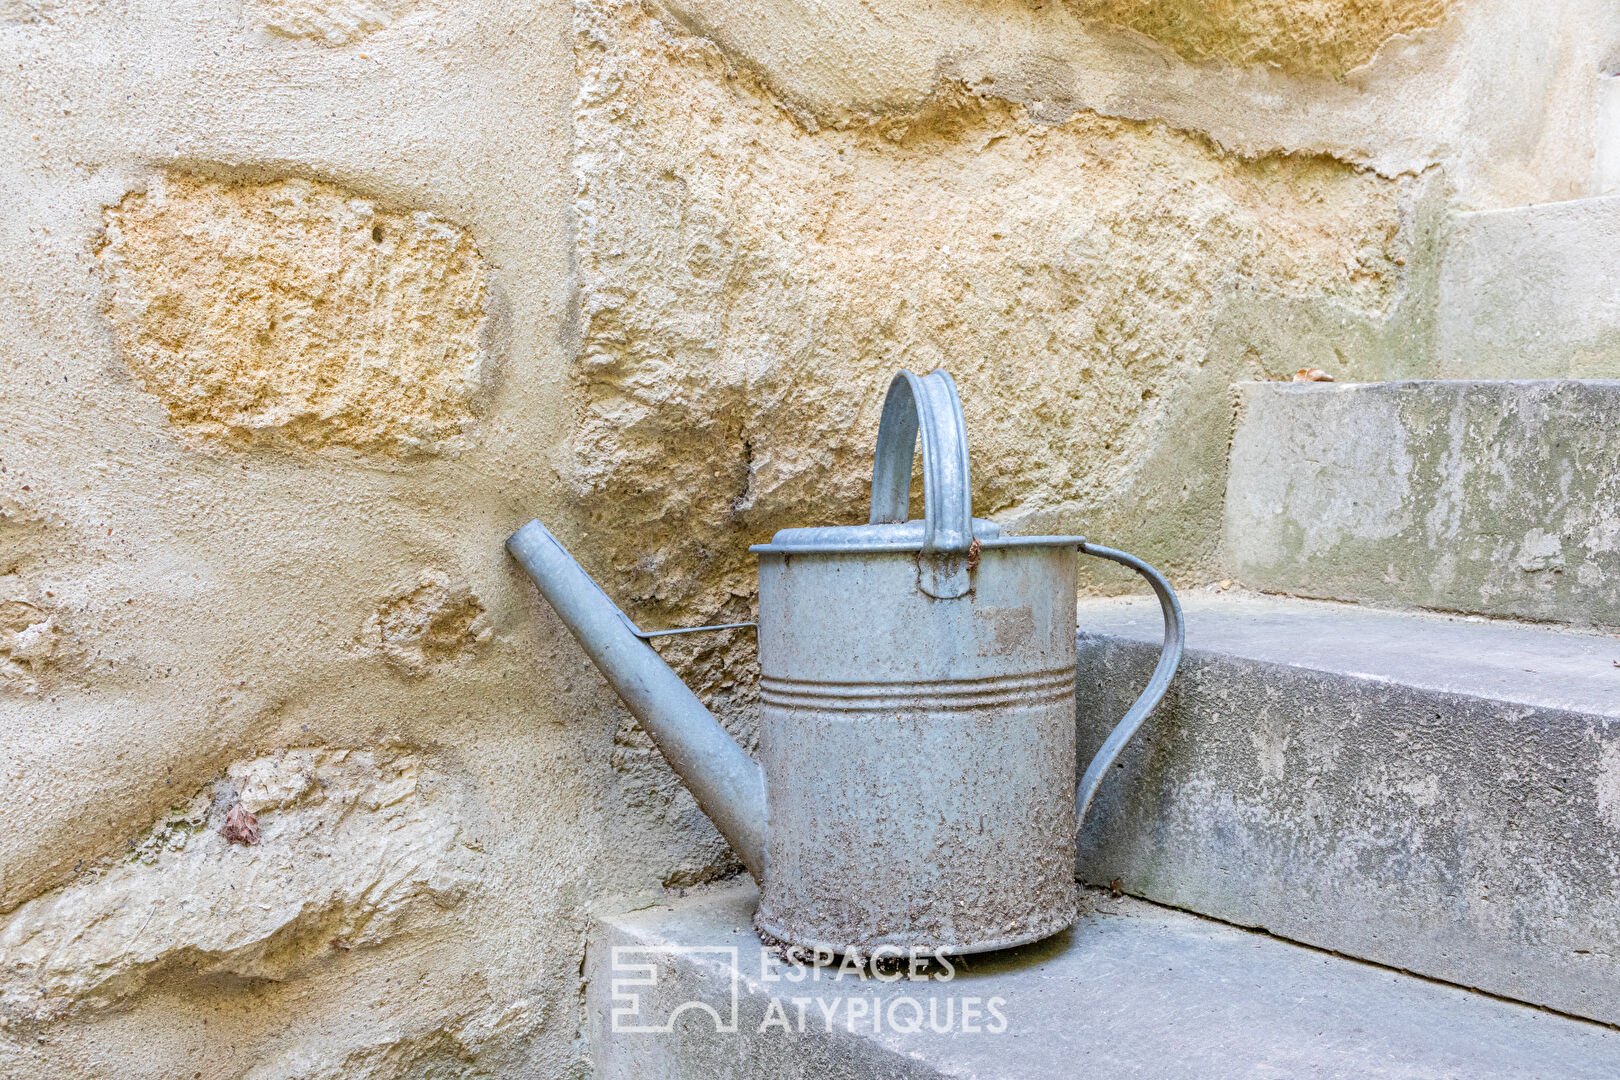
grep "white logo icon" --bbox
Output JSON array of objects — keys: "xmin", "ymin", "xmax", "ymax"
[{"xmin": 610, "ymin": 946, "xmax": 740, "ymax": 1033}]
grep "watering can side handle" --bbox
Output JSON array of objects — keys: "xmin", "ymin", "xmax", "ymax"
[{"xmin": 1074, "ymin": 543, "xmax": 1185, "ymax": 831}]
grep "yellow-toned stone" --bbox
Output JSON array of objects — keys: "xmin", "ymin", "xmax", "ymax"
[
  {"xmin": 1071, "ymin": 0, "xmax": 1455, "ymax": 77},
  {"xmin": 100, "ymin": 174, "xmax": 490, "ymax": 456},
  {"xmin": 252, "ymin": 0, "xmax": 427, "ymax": 45},
  {"xmin": 573, "ymin": 0, "xmax": 1410, "ymax": 647}
]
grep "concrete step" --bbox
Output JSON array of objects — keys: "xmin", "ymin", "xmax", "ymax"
[
  {"xmin": 1223, "ymin": 379, "xmax": 1620, "ymax": 629},
  {"xmin": 1435, "ymin": 196, "xmax": 1620, "ymax": 379},
  {"xmin": 587, "ymin": 881, "xmax": 1620, "ymax": 1079},
  {"xmin": 1075, "ymin": 592, "xmax": 1620, "ymax": 1026}
]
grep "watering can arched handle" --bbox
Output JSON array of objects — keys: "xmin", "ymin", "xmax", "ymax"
[{"xmin": 869, "ymin": 369, "xmax": 975, "ymax": 554}]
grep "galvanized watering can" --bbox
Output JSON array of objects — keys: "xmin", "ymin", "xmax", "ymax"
[{"xmin": 508, "ymin": 370, "xmax": 1182, "ymax": 957}]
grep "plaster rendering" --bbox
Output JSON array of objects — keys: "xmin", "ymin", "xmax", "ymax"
[{"xmin": 3, "ymin": 0, "xmax": 1620, "ymax": 1075}]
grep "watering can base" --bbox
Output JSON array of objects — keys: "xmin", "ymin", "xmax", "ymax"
[{"xmin": 752, "ymin": 888, "xmax": 1080, "ymax": 960}]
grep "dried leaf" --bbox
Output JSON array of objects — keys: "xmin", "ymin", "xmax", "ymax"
[
  {"xmin": 1293, "ymin": 368, "xmax": 1334, "ymax": 382},
  {"xmin": 221, "ymin": 803, "xmax": 260, "ymax": 846}
]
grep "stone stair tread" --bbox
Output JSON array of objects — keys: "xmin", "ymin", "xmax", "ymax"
[
  {"xmin": 1073, "ymin": 589, "xmax": 1620, "ymax": 1025},
  {"xmin": 1077, "ymin": 591, "xmax": 1620, "ymax": 717},
  {"xmin": 590, "ymin": 882, "xmax": 1620, "ymax": 1079}
]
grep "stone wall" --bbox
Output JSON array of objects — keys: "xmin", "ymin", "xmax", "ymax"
[
  {"xmin": 1, "ymin": 0, "xmax": 1618, "ymax": 1076},
  {"xmin": 573, "ymin": 0, "xmax": 1411, "ymax": 637}
]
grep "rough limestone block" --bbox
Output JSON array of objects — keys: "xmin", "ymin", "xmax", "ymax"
[
  {"xmin": 588, "ymin": 881, "xmax": 1620, "ymax": 1079},
  {"xmin": 572, "ymin": 0, "xmax": 1411, "ymax": 638},
  {"xmin": 1435, "ymin": 196, "xmax": 1620, "ymax": 378},
  {"xmin": 1075, "ymin": 593, "xmax": 1620, "ymax": 1026},
  {"xmin": 99, "ymin": 173, "xmax": 491, "ymax": 456},
  {"xmin": 1069, "ymin": 0, "xmax": 1455, "ymax": 78},
  {"xmin": 0, "ymin": 748, "xmax": 477, "ymax": 1024},
  {"xmin": 1224, "ymin": 380, "xmax": 1620, "ymax": 628}
]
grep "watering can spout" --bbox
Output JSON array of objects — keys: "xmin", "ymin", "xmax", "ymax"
[{"xmin": 506, "ymin": 519, "xmax": 769, "ymax": 880}]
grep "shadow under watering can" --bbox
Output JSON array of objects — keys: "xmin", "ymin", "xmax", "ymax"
[{"xmin": 508, "ymin": 369, "xmax": 1182, "ymax": 957}]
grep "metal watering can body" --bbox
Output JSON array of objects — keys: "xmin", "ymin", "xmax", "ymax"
[{"xmin": 508, "ymin": 370, "xmax": 1182, "ymax": 957}]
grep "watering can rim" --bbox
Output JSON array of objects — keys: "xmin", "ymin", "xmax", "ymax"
[{"xmin": 749, "ymin": 523, "xmax": 1087, "ymax": 554}]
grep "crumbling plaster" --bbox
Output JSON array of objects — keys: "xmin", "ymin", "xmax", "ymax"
[
  {"xmin": 1, "ymin": 3, "xmax": 597, "ymax": 1076},
  {"xmin": 1, "ymin": 0, "xmax": 1617, "ymax": 1076}
]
